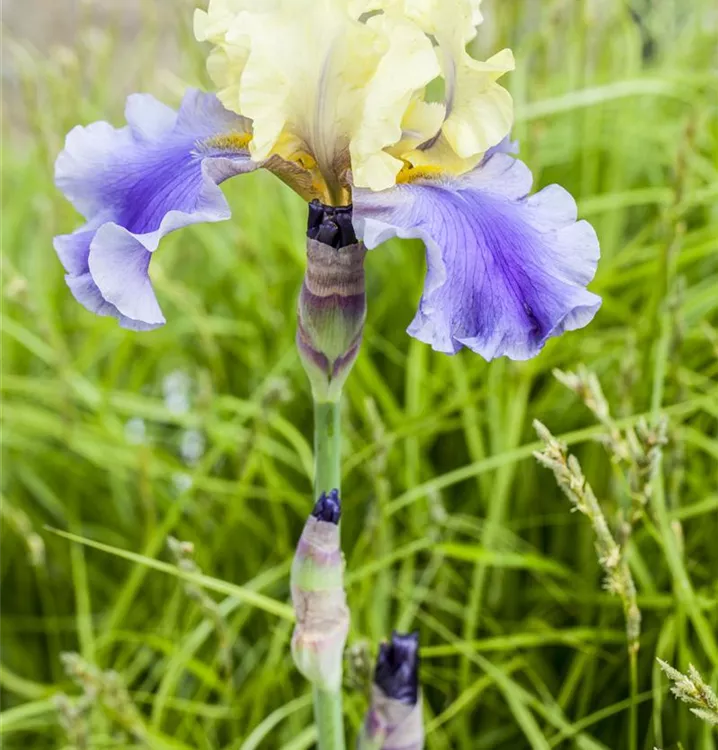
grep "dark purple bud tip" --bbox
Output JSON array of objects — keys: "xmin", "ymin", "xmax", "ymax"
[
  {"xmin": 374, "ymin": 631, "xmax": 420, "ymax": 705},
  {"xmin": 307, "ymin": 200, "xmax": 357, "ymax": 249},
  {"xmin": 312, "ymin": 489, "xmax": 341, "ymax": 524}
]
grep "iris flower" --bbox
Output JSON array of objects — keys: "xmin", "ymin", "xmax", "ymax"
[{"xmin": 54, "ymin": 0, "xmax": 601, "ymax": 360}]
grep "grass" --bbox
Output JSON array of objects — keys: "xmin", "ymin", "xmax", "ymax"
[{"xmin": 2, "ymin": 0, "xmax": 717, "ymax": 748}]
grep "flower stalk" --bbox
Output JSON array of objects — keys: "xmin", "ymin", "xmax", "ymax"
[
  {"xmin": 308, "ymin": 425, "xmax": 347, "ymax": 749},
  {"xmin": 293, "ymin": 201, "xmax": 370, "ymax": 749}
]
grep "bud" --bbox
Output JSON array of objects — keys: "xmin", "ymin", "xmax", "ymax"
[
  {"xmin": 297, "ymin": 201, "xmax": 367, "ymax": 402},
  {"xmin": 291, "ymin": 489, "xmax": 350, "ymax": 691},
  {"xmin": 359, "ymin": 632, "xmax": 424, "ymax": 750}
]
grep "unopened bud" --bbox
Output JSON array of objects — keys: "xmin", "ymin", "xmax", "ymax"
[
  {"xmin": 291, "ymin": 490, "xmax": 349, "ymax": 691},
  {"xmin": 359, "ymin": 632, "xmax": 424, "ymax": 750},
  {"xmin": 297, "ymin": 202, "xmax": 366, "ymax": 402}
]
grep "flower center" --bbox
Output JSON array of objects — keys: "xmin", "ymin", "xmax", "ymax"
[{"xmin": 307, "ymin": 201, "xmax": 357, "ymax": 249}]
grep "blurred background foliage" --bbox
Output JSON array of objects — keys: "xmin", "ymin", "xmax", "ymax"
[{"xmin": 1, "ymin": 0, "xmax": 717, "ymax": 748}]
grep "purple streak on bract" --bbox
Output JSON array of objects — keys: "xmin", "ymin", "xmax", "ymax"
[
  {"xmin": 352, "ymin": 152, "xmax": 601, "ymax": 361},
  {"xmin": 312, "ymin": 489, "xmax": 341, "ymax": 524},
  {"xmin": 53, "ymin": 89, "xmax": 257, "ymax": 329},
  {"xmin": 374, "ymin": 631, "xmax": 420, "ymax": 705}
]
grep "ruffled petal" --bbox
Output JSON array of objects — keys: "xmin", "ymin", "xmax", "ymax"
[
  {"xmin": 224, "ymin": 0, "xmax": 381, "ymax": 198},
  {"xmin": 349, "ymin": 13, "xmax": 439, "ymax": 191},
  {"xmin": 392, "ymin": 0, "xmax": 513, "ymax": 170},
  {"xmin": 194, "ymin": 0, "xmax": 259, "ymax": 113},
  {"xmin": 54, "ymin": 89, "xmax": 257, "ymax": 329},
  {"xmin": 352, "ymin": 152, "xmax": 601, "ymax": 360},
  {"xmin": 440, "ymin": 49, "xmax": 515, "ymax": 159},
  {"xmin": 197, "ymin": 0, "xmax": 450, "ymax": 198},
  {"xmin": 88, "ymin": 226, "xmax": 164, "ymax": 326}
]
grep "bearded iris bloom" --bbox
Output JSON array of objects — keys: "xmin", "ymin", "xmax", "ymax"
[{"xmin": 54, "ymin": 0, "xmax": 600, "ymax": 360}]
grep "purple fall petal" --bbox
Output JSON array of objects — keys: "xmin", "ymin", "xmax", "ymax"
[
  {"xmin": 352, "ymin": 153, "xmax": 601, "ymax": 361},
  {"xmin": 54, "ymin": 89, "xmax": 257, "ymax": 329}
]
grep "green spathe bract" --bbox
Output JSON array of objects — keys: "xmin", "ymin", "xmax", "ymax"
[{"xmin": 296, "ymin": 237, "xmax": 367, "ymax": 403}]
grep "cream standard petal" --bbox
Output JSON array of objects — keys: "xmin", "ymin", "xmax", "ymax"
[
  {"xmin": 441, "ymin": 48, "xmax": 515, "ymax": 159},
  {"xmin": 230, "ymin": 0, "xmax": 382, "ymax": 199},
  {"xmin": 194, "ymin": 0, "xmax": 263, "ymax": 113},
  {"xmin": 399, "ymin": 0, "xmax": 514, "ymax": 161},
  {"xmin": 392, "ymin": 97, "xmax": 446, "ymax": 157},
  {"xmin": 467, "ymin": 0, "xmax": 484, "ymax": 35},
  {"xmin": 194, "ymin": 0, "xmax": 243, "ymax": 43},
  {"xmin": 350, "ymin": 14, "xmax": 440, "ymax": 191},
  {"xmin": 403, "ymin": 0, "xmax": 479, "ymax": 42}
]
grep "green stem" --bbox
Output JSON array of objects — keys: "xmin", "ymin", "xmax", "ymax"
[
  {"xmin": 312, "ymin": 398, "xmax": 346, "ymax": 750},
  {"xmin": 313, "ymin": 686, "xmax": 346, "ymax": 750},
  {"xmin": 314, "ymin": 400, "xmax": 341, "ymax": 494},
  {"xmin": 629, "ymin": 649, "xmax": 638, "ymax": 750}
]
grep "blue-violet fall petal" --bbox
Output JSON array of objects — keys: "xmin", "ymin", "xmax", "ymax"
[
  {"xmin": 54, "ymin": 89, "xmax": 257, "ymax": 329},
  {"xmin": 352, "ymin": 152, "xmax": 601, "ymax": 360}
]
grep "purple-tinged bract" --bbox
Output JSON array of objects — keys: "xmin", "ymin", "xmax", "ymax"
[{"xmin": 291, "ymin": 491, "xmax": 349, "ymax": 691}]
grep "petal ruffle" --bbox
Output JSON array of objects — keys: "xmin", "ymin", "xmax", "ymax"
[
  {"xmin": 350, "ymin": 12, "xmax": 439, "ymax": 191},
  {"xmin": 352, "ymin": 152, "xmax": 601, "ymax": 360},
  {"xmin": 54, "ymin": 89, "xmax": 256, "ymax": 329},
  {"xmin": 397, "ymin": 0, "xmax": 514, "ymax": 168}
]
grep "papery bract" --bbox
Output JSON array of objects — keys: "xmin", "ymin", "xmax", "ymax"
[{"xmin": 291, "ymin": 490, "xmax": 349, "ymax": 691}]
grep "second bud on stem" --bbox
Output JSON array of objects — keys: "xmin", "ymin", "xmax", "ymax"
[{"xmin": 291, "ymin": 489, "xmax": 349, "ymax": 692}]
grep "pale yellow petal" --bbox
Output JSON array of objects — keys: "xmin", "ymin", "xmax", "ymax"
[
  {"xmin": 195, "ymin": 0, "xmax": 509, "ymax": 196},
  {"xmin": 350, "ymin": 14, "xmax": 440, "ymax": 191},
  {"xmin": 204, "ymin": 45, "xmax": 247, "ymax": 113},
  {"xmin": 403, "ymin": 0, "xmax": 478, "ymax": 42},
  {"xmin": 347, "ymin": 0, "xmax": 383, "ymax": 15},
  {"xmin": 441, "ymin": 48, "xmax": 515, "ymax": 158},
  {"xmin": 391, "ymin": 97, "xmax": 446, "ymax": 155},
  {"xmin": 194, "ymin": 0, "xmax": 266, "ymax": 44},
  {"xmin": 390, "ymin": 0, "xmax": 513, "ymax": 164},
  {"xmin": 402, "ymin": 132, "xmax": 483, "ymax": 177},
  {"xmin": 227, "ymin": 0, "xmax": 385, "ymax": 199},
  {"xmin": 194, "ymin": 0, "xmax": 262, "ymax": 113},
  {"xmin": 469, "ymin": 0, "xmax": 484, "ymax": 32}
]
